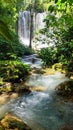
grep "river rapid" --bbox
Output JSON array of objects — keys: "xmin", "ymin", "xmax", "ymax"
[{"xmin": 0, "ymin": 55, "xmax": 73, "ymax": 130}]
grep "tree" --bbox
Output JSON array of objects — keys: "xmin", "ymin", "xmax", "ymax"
[{"xmin": 26, "ymin": 0, "xmax": 50, "ymax": 48}]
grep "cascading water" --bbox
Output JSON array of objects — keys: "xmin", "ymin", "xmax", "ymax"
[
  {"xmin": 10, "ymin": 73, "xmax": 73, "ymax": 130},
  {"xmin": 0, "ymin": 70, "xmax": 73, "ymax": 130},
  {"xmin": 18, "ymin": 11, "xmax": 46, "ymax": 47},
  {"xmin": 18, "ymin": 11, "xmax": 30, "ymax": 46}
]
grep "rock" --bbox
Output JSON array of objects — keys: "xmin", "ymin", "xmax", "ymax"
[
  {"xmin": 0, "ymin": 113, "xmax": 31, "ymax": 130},
  {"xmin": 61, "ymin": 126, "xmax": 73, "ymax": 130},
  {"xmin": 0, "ymin": 122, "xmax": 4, "ymax": 129},
  {"xmin": 0, "ymin": 82, "xmax": 13, "ymax": 96},
  {"xmin": 56, "ymin": 80, "xmax": 73, "ymax": 101},
  {"xmin": 0, "ymin": 93, "xmax": 10, "ymax": 105},
  {"xmin": 52, "ymin": 63, "xmax": 64, "ymax": 72},
  {"xmin": 70, "ymin": 76, "xmax": 73, "ymax": 80},
  {"xmin": 13, "ymin": 83, "xmax": 31, "ymax": 94},
  {"xmin": 10, "ymin": 93, "xmax": 19, "ymax": 99},
  {"xmin": 43, "ymin": 68, "xmax": 56, "ymax": 76},
  {"xmin": 0, "ymin": 92, "xmax": 19, "ymax": 105},
  {"xmin": 30, "ymin": 86, "xmax": 45, "ymax": 92}
]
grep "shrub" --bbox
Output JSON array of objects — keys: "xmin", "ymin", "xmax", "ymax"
[
  {"xmin": 38, "ymin": 47, "xmax": 57, "ymax": 67},
  {"xmin": 0, "ymin": 33, "xmax": 33, "ymax": 60},
  {"xmin": 57, "ymin": 40, "xmax": 73, "ymax": 72},
  {"xmin": 0, "ymin": 60, "xmax": 30, "ymax": 82}
]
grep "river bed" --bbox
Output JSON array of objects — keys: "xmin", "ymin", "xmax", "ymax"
[
  {"xmin": 0, "ymin": 55, "xmax": 73, "ymax": 130},
  {"xmin": 0, "ymin": 72, "xmax": 73, "ymax": 130}
]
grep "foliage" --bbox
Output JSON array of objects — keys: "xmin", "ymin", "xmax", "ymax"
[
  {"xmin": 0, "ymin": 33, "xmax": 33, "ymax": 60},
  {"xmin": 0, "ymin": 20, "xmax": 12, "ymax": 41},
  {"xmin": 0, "ymin": 60, "xmax": 30, "ymax": 82},
  {"xmin": 25, "ymin": 0, "xmax": 50, "ymax": 12},
  {"xmin": 38, "ymin": 0, "xmax": 73, "ymax": 73},
  {"xmin": 38, "ymin": 47, "xmax": 57, "ymax": 67},
  {"xmin": 0, "ymin": 78, "xmax": 4, "ymax": 86},
  {"xmin": 57, "ymin": 40, "xmax": 73, "ymax": 72},
  {"xmin": 57, "ymin": 80, "xmax": 73, "ymax": 99},
  {"xmin": 0, "ymin": 0, "xmax": 24, "ymax": 31},
  {"xmin": 26, "ymin": 0, "xmax": 44, "ymax": 12},
  {"xmin": 9, "ymin": 31, "xmax": 33, "ymax": 56}
]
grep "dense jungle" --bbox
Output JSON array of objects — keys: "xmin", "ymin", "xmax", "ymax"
[{"xmin": 0, "ymin": 0, "xmax": 73, "ymax": 130}]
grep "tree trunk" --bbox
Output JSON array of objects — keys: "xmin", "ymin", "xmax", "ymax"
[{"xmin": 29, "ymin": 11, "xmax": 33, "ymax": 48}]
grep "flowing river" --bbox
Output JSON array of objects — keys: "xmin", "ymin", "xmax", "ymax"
[{"xmin": 0, "ymin": 55, "xmax": 73, "ymax": 130}]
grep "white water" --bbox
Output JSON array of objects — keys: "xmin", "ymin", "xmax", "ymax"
[
  {"xmin": 0, "ymin": 55, "xmax": 73, "ymax": 129},
  {"xmin": 10, "ymin": 73, "xmax": 73, "ymax": 130},
  {"xmin": 18, "ymin": 11, "xmax": 47, "ymax": 48},
  {"xmin": 21, "ymin": 54, "xmax": 42, "ymax": 69},
  {"xmin": 0, "ymin": 71, "xmax": 73, "ymax": 130},
  {"xmin": 18, "ymin": 11, "xmax": 30, "ymax": 46}
]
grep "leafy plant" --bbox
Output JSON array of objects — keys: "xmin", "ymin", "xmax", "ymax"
[
  {"xmin": 0, "ymin": 60, "xmax": 30, "ymax": 82},
  {"xmin": 38, "ymin": 47, "xmax": 57, "ymax": 67}
]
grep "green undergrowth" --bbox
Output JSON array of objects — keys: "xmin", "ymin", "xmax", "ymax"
[
  {"xmin": 0, "ymin": 34, "xmax": 33, "ymax": 60},
  {"xmin": 0, "ymin": 60, "xmax": 30, "ymax": 83},
  {"xmin": 0, "ymin": 32, "xmax": 33, "ymax": 84}
]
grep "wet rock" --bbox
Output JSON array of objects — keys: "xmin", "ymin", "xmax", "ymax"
[
  {"xmin": 70, "ymin": 76, "xmax": 73, "ymax": 80},
  {"xmin": 30, "ymin": 68, "xmax": 44, "ymax": 74},
  {"xmin": 0, "ymin": 92, "xmax": 19, "ymax": 105},
  {"xmin": 43, "ymin": 68, "xmax": 56, "ymax": 76},
  {"xmin": 0, "ymin": 82, "xmax": 13, "ymax": 94},
  {"xmin": 60, "ymin": 126, "xmax": 73, "ymax": 130},
  {"xmin": 0, "ymin": 113, "xmax": 32, "ymax": 130},
  {"xmin": 0, "ymin": 93, "xmax": 10, "ymax": 105},
  {"xmin": 56, "ymin": 80, "xmax": 73, "ymax": 101},
  {"xmin": 12, "ymin": 82, "xmax": 32, "ymax": 95},
  {"xmin": 10, "ymin": 93, "xmax": 19, "ymax": 99},
  {"xmin": 30, "ymin": 86, "xmax": 45, "ymax": 92}
]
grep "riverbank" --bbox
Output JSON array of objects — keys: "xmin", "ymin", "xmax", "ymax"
[
  {"xmin": 43, "ymin": 67, "xmax": 73, "ymax": 102},
  {"xmin": 0, "ymin": 66, "xmax": 73, "ymax": 105},
  {"xmin": 0, "ymin": 65, "xmax": 73, "ymax": 130}
]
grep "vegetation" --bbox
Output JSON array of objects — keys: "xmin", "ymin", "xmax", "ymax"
[
  {"xmin": 38, "ymin": 0, "xmax": 73, "ymax": 75},
  {"xmin": 0, "ymin": 0, "xmax": 73, "ymax": 98},
  {"xmin": 0, "ymin": 0, "xmax": 34, "ymax": 83},
  {"xmin": 38, "ymin": 47, "xmax": 57, "ymax": 67},
  {"xmin": 0, "ymin": 60, "xmax": 30, "ymax": 82}
]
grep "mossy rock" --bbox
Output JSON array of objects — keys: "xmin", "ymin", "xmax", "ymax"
[
  {"xmin": 0, "ymin": 83, "xmax": 13, "ymax": 94},
  {"xmin": 0, "ymin": 113, "xmax": 31, "ymax": 130},
  {"xmin": 56, "ymin": 80, "xmax": 73, "ymax": 101},
  {"xmin": 52, "ymin": 63, "xmax": 63, "ymax": 72}
]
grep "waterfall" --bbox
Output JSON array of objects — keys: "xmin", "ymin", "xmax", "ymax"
[
  {"xmin": 18, "ymin": 11, "xmax": 46, "ymax": 46},
  {"xmin": 18, "ymin": 11, "xmax": 30, "ymax": 46}
]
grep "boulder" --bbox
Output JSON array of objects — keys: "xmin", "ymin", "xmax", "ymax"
[
  {"xmin": 0, "ymin": 93, "xmax": 10, "ymax": 105},
  {"xmin": 56, "ymin": 80, "xmax": 73, "ymax": 101},
  {"xmin": 0, "ymin": 113, "xmax": 31, "ymax": 130}
]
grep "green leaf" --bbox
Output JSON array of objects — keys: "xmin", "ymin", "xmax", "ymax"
[{"xmin": 0, "ymin": 20, "xmax": 12, "ymax": 41}]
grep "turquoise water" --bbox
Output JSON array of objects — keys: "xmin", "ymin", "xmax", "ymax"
[
  {"xmin": 0, "ymin": 73, "xmax": 73, "ymax": 130},
  {"xmin": 10, "ymin": 73, "xmax": 73, "ymax": 130}
]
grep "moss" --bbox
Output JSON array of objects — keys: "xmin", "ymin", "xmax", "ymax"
[
  {"xmin": 0, "ymin": 78, "xmax": 4, "ymax": 86},
  {"xmin": 1, "ymin": 113, "xmax": 31, "ymax": 130},
  {"xmin": 56, "ymin": 80, "xmax": 73, "ymax": 101},
  {"xmin": 52, "ymin": 63, "xmax": 65, "ymax": 73}
]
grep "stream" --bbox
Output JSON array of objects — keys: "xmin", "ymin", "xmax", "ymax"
[{"xmin": 0, "ymin": 54, "xmax": 73, "ymax": 130}]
